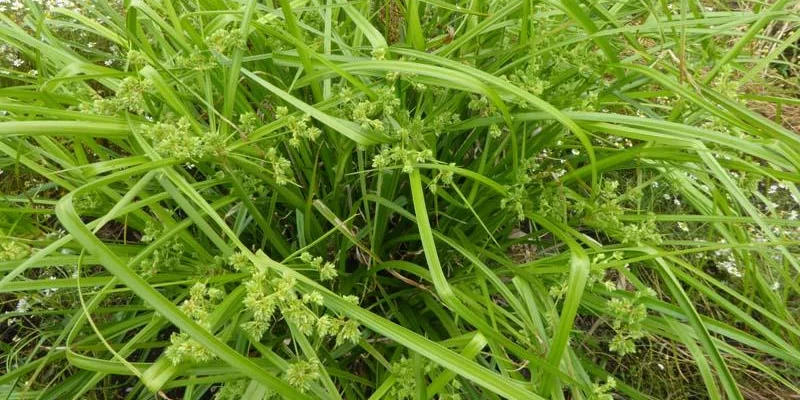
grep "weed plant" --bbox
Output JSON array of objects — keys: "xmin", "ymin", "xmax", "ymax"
[{"xmin": 1, "ymin": 1, "xmax": 799, "ymax": 399}]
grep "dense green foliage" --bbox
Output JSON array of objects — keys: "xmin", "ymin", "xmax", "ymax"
[{"xmin": 1, "ymin": 0, "xmax": 799, "ymax": 399}]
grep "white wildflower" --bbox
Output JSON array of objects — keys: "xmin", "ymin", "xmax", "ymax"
[{"xmin": 15, "ymin": 298, "xmax": 30, "ymax": 313}]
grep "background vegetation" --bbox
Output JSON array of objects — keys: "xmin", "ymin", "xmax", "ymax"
[{"xmin": 1, "ymin": 0, "xmax": 799, "ymax": 399}]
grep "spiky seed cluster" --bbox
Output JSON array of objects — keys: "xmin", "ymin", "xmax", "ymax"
[
  {"xmin": 141, "ymin": 118, "xmax": 208, "ymax": 161},
  {"xmin": 285, "ymin": 358, "xmax": 321, "ymax": 392},
  {"xmin": 176, "ymin": 47, "xmax": 216, "ymax": 71},
  {"xmin": 467, "ymin": 95, "xmax": 495, "ymax": 117},
  {"xmin": 241, "ymin": 270, "xmax": 284, "ymax": 340},
  {"xmin": 164, "ymin": 332, "xmax": 215, "ymax": 365},
  {"xmin": 126, "ymin": 50, "xmax": 147, "ymax": 66},
  {"xmin": 341, "ymin": 295, "xmax": 360, "ymax": 305},
  {"xmin": 500, "ymin": 185, "xmax": 528, "ymax": 221},
  {"xmin": 302, "ymin": 291, "xmax": 324, "ymax": 306},
  {"xmin": 214, "ymin": 379, "xmax": 248, "ymax": 400},
  {"xmin": 590, "ymin": 377, "xmax": 616, "ymax": 400},
  {"xmin": 138, "ymin": 237, "xmax": 184, "ymax": 277},
  {"xmin": 74, "ymin": 191, "xmax": 103, "ymax": 212},
  {"xmin": 265, "ymin": 148, "xmax": 293, "ymax": 185},
  {"xmin": 228, "ymin": 251, "xmax": 252, "ymax": 272},
  {"xmin": 372, "ymin": 147, "xmax": 433, "ymax": 174},
  {"xmin": 115, "ymin": 77, "xmax": 152, "ymax": 113},
  {"xmin": 431, "ymin": 111, "xmax": 460, "ymax": 136},
  {"xmin": 179, "ymin": 282, "xmax": 224, "ymax": 328},
  {"xmin": 206, "ymin": 29, "xmax": 246, "ymax": 54},
  {"xmin": 84, "ymin": 77, "xmax": 153, "ymax": 115},
  {"xmin": 276, "ymin": 107, "xmax": 321, "ymax": 147},
  {"xmin": 0, "ymin": 240, "xmax": 29, "ymax": 261},
  {"xmin": 240, "ymin": 261, "xmax": 361, "ymax": 345},
  {"xmin": 606, "ymin": 291, "xmax": 651, "ymax": 356},
  {"xmin": 509, "ymin": 59, "xmax": 546, "ymax": 96},
  {"xmin": 140, "ymin": 220, "xmax": 161, "ymax": 243},
  {"xmin": 488, "ymin": 123, "xmax": 503, "ymax": 138},
  {"xmin": 387, "ymin": 357, "xmax": 416, "ymax": 399},
  {"xmin": 579, "ymin": 180, "xmax": 663, "ymax": 245},
  {"xmin": 284, "ymin": 298, "xmax": 318, "ymax": 336},
  {"xmin": 300, "ymin": 251, "xmax": 337, "ymax": 281},
  {"xmin": 620, "ymin": 214, "xmax": 663, "ymax": 246},
  {"xmin": 387, "ymin": 356, "xmax": 462, "ymax": 400},
  {"xmin": 164, "ymin": 282, "xmax": 224, "ymax": 365},
  {"xmin": 238, "ymin": 112, "xmax": 259, "ymax": 134},
  {"xmin": 335, "ymin": 319, "xmax": 361, "ymax": 347},
  {"xmin": 350, "ymin": 86, "xmax": 400, "ymax": 133},
  {"xmin": 428, "ymin": 164, "xmax": 455, "ymax": 194}
]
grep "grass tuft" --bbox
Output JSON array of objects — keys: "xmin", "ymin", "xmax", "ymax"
[{"xmin": 1, "ymin": 1, "xmax": 799, "ymax": 399}]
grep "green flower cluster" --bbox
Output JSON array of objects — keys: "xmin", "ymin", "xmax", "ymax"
[
  {"xmin": 372, "ymin": 146, "xmax": 433, "ymax": 174},
  {"xmin": 276, "ymin": 107, "xmax": 322, "ymax": 148},
  {"xmin": 467, "ymin": 95, "xmax": 495, "ymax": 117},
  {"xmin": 620, "ymin": 215, "xmax": 663, "ymax": 246},
  {"xmin": 430, "ymin": 111, "xmax": 461, "ymax": 136},
  {"xmin": 214, "ymin": 379, "xmax": 249, "ymax": 400},
  {"xmin": 141, "ymin": 117, "xmax": 223, "ymax": 161},
  {"xmin": 607, "ymin": 290, "xmax": 653, "ymax": 356},
  {"xmin": 176, "ymin": 48, "xmax": 216, "ymax": 71},
  {"xmin": 285, "ymin": 358, "xmax": 321, "ymax": 393},
  {"xmin": 265, "ymin": 148, "xmax": 293, "ymax": 185},
  {"xmin": 300, "ymin": 251, "xmax": 337, "ymax": 281},
  {"xmin": 501, "ymin": 185, "xmax": 528, "ymax": 222},
  {"xmin": 164, "ymin": 282, "xmax": 225, "ymax": 365},
  {"xmin": 427, "ymin": 164, "xmax": 455, "ymax": 194},
  {"xmin": 235, "ymin": 252, "xmax": 361, "ymax": 347},
  {"xmin": 84, "ymin": 77, "xmax": 153, "ymax": 115},
  {"xmin": 0, "ymin": 239, "xmax": 29, "ymax": 261},
  {"xmin": 206, "ymin": 29, "xmax": 246, "ymax": 55},
  {"xmin": 138, "ymin": 222, "xmax": 184, "ymax": 277},
  {"xmin": 581, "ymin": 180, "xmax": 663, "ymax": 245},
  {"xmin": 238, "ymin": 112, "xmax": 259, "ymax": 135},
  {"xmin": 509, "ymin": 59, "xmax": 546, "ymax": 96},
  {"xmin": 589, "ymin": 377, "xmax": 616, "ymax": 400},
  {"xmin": 179, "ymin": 282, "xmax": 225, "ymax": 327},
  {"xmin": 350, "ymin": 86, "xmax": 401, "ymax": 133},
  {"xmin": 387, "ymin": 356, "xmax": 462, "ymax": 400}
]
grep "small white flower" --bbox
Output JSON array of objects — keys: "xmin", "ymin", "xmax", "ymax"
[
  {"xmin": 15, "ymin": 298, "xmax": 30, "ymax": 313},
  {"xmin": 719, "ymin": 260, "xmax": 742, "ymax": 278},
  {"xmin": 768, "ymin": 184, "xmax": 778, "ymax": 194}
]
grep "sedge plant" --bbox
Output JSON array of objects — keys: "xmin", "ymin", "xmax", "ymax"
[{"xmin": 1, "ymin": 0, "xmax": 799, "ymax": 399}]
